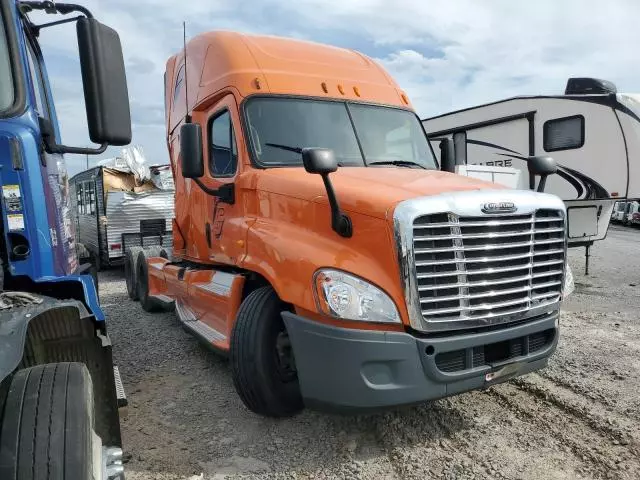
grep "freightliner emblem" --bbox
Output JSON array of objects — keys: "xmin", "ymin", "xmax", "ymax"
[{"xmin": 482, "ymin": 201, "xmax": 517, "ymax": 214}]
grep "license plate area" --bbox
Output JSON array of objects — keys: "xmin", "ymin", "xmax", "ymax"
[{"xmin": 484, "ymin": 361, "xmax": 525, "ymax": 385}]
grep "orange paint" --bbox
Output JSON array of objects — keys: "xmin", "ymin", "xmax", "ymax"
[{"xmin": 154, "ymin": 30, "xmax": 498, "ymax": 352}]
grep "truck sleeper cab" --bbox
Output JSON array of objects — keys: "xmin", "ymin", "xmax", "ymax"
[{"xmin": 137, "ymin": 31, "xmax": 570, "ymax": 417}]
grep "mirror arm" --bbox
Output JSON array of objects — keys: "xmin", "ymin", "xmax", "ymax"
[
  {"xmin": 44, "ymin": 141, "xmax": 107, "ymax": 155},
  {"xmin": 38, "ymin": 117, "xmax": 107, "ymax": 155},
  {"xmin": 28, "ymin": 15, "xmax": 84, "ymax": 35},
  {"xmin": 321, "ymin": 174, "xmax": 352, "ymax": 238},
  {"xmin": 537, "ymin": 175, "xmax": 548, "ymax": 193},
  {"xmin": 192, "ymin": 179, "xmax": 235, "ymax": 205},
  {"xmin": 19, "ymin": 1, "xmax": 93, "ymax": 18}
]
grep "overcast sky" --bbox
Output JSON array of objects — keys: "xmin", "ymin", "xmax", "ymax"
[{"xmin": 31, "ymin": 0, "xmax": 640, "ymax": 176}]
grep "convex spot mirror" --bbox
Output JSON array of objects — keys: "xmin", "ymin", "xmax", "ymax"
[
  {"xmin": 302, "ymin": 148, "xmax": 338, "ymax": 175},
  {"xmin": 528, "ymin": 156, "xmax": 557, "ymax": 177},
  {"xmin": 527, "ymin": 155, "xmax": 557, "ymax": 193}
]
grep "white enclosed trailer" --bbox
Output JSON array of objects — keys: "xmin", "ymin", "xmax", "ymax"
[{"xmin": 422, "ymin": 78, "xmax": 640, "ymax": 262}]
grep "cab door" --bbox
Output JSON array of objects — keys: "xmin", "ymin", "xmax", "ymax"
[{"xmin": 202, "ymin": 94, "xmax": 246, "ymax": 265}]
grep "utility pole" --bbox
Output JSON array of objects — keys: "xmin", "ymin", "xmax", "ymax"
[{"xmin": 85, "ymin": 152, "xmax": 89, "ymax": 170}]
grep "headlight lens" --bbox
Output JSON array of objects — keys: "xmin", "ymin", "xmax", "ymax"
[
  {"xmin": 313, "ymin": 269, "xmax": 401, "ymax": 323},
  {"xmin": 563, "ymin": 263, "xmax": 575, "ymax": 299}
]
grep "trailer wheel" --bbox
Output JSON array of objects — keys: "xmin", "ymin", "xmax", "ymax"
[
  {"xmin": 124, "ymin": 246, "xmax": 143, "ymax": 300},
  {"xmin": 230, "ymin": 286, "xmax": 303, "ymax": 417},
  {"xmin": 136, "ymin": 249, "xmax": 163, "ymax": 313},
  {"xmin": 0, "ymin": 363, "xmax": 120, "ymax": 480}
]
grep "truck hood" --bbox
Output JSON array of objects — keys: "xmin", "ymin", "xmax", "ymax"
[{"xmin": 256, "ymin": 167, "xmax": 502, "ymax": 219}]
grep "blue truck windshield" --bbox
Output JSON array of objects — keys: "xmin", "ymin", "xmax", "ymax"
[
  {"xmin": 244, "ymin": 97, "xmax": 437, "ymax": 169},
  {"xmin": 0, "ymin": 12, "xmax": 14, "ymax": 113}
]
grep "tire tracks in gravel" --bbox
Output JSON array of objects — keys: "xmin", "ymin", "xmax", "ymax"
[
  {"xmin": 368, "ymin": 388, "xmax": 600, "ymax": 480},
  {"xmin": 517, "ymin": 373, "xmax": 639, "ymax": 449},
  {"xmin": 487, "ymin": 376, "xmax": 639, "ymax": 479}
]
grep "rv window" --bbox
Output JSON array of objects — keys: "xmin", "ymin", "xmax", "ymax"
[
  {"xmin": 83, "ymin": 182, "xmax": 90, "ymax": 215},
  {"xmin": 77, "ymin": 183, "xmax": 84, "ymax": 213},
  {"xmin": 88, "ymin": 182, "xmax": 96, "ymax": 216},
  {"xmin": 209, "ymin": 110, "xmax": 237, "ymax": 177},
  {"xmin": 543, "ymin": 115, "xmax": 584, "ymax": 152},
  {"xmin": 80, "ymin": 181, "xmax": 95, "ymax": 216}
]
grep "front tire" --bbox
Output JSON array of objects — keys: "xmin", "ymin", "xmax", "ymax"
[
  {"xmin": 230, "ymin": 287, "xmax": 303, "ymax": 417},
  {"xmin": 0, "ymin": 363, "xmax": 96, "ymax": 479}
]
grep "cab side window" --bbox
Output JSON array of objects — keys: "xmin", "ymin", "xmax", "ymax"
[
  {"xmin": 209, "ymin": 110, "xmax": 237, "ymax": 177},
  {"xmin": 173, "ymin": 65, "xmax": 185, "ymax": 105},
  {"xmin": 25, "ymin": 39, "xmax": 50, "ymax": 119}
]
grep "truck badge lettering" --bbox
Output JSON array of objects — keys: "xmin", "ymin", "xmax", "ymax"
[{"xmin": 482, "ymin": 202, "xmax": 517, "ymax": 214}]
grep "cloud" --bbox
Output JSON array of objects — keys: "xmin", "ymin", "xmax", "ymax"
[
  {"xmin": 127, "ymin": 57, "xmax": 156, "ymax": 75},
  {"xmin": 26, "ymin": 0, "xmax": 640, "ymax": 176}
]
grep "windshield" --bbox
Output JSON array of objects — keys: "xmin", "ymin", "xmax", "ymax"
[
  {"xmin": 244, "ymin": 97, "xmax": 437, "ymax": 169},
  {"xmin": 0, "ymin": 11, "xmax": 15, "ymax": 113}
]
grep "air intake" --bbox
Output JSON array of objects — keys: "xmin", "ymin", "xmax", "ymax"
[{"xmin": 565, "ymin": 77, "xmax": 617, "ymax": 95}]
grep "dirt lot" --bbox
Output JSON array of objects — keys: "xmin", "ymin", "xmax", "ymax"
[{"xmin": 101, "ymin": 225, "xmax": 640, "ymax": 480}]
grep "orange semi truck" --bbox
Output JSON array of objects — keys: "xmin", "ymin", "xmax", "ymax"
[{"xmin": 130, "ymin": 31, "xmax": 571, "ymax": 417}]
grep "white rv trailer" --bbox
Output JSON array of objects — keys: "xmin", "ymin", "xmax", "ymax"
[{"xmin": 422, "ymin": 78, "xmax": 640, "ymax": 255}]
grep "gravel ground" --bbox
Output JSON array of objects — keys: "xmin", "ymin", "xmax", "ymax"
[{"xmin": 100, "ymin": 224, "xmax": 640, "ymax": 480}]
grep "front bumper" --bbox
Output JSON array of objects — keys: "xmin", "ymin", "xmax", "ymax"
[{"xmin": 282, "ymin": 311, "xmax": 559, "ymax": 412}]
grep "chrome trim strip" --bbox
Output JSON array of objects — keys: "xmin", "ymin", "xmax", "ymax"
[
  {"xmin": 415, "ymin": 248, "xmax": 564, "ymax": 267},
  {"xmin": 414, "ymin": 228, "xmax": 563, "ymax": 242},
  {"xmin": 418, "ymin": 281, "xmax": 561, "ymax": 304}
]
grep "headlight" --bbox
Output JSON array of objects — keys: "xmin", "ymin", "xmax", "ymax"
[
  {"xmin": 562, "ymin": 263, "xmax": 575, "ymax": 299},
  {"xmin": 313, "ymin": 269, "xmax": 401, "ymax": 323}
]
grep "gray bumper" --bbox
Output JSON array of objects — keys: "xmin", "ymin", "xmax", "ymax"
[{"xmin": 282, "ymin": 311, "xmax": 559, "ymax": 412}]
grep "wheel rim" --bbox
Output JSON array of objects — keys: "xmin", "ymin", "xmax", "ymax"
[{"xmin": 274, "ymin": 330, "xmax": 297, "ymax": 382}]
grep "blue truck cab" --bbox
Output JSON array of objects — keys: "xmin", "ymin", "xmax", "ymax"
[{"xmin": 0, "ymin": 1, "xmax": 131, "ymax": 478}]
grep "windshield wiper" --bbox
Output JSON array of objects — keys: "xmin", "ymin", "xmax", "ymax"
[
  {"xmin": 265, "ymin": 142, "xmax": 303, "ymax": 154},
  {"xmin": 265, "ymin": 143, "xmax": 350, "ymax": 166},
  {"xmin": 367, "ymin": 160, "xmax": 427, "ymax": 169}
]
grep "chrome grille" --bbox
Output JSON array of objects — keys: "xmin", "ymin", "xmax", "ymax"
[{"xmin": 412, "ymin": 209, "xmax": 565, "ymax": 323}]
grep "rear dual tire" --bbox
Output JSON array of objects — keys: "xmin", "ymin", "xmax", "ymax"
[
  {"xmin": 230, "ymin": 287, "xmax": 303, "ymax": 417},
  {"xmin": 135, "ymin": 247, "xmax": 168, "ymax": 313},
  {"xmin": 124, "ymin": 246, "xmax": 143, "ymax": 300}
]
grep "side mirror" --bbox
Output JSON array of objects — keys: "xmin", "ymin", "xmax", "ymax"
[
  {"xmin": 302, "ymin": 148, "xmax": 338, "ymax": 174},
  {"xmin": 439, "ymin": 138, "xmax": 455, "ymax": 173},
  {"xmin": 528, "ymin": 156, "xmax": 557, "ymax": 193},
  {"xmin": 77, "ymin": 18, "xmax": 132, "ymax": 146},
  {"xmin": 180, "ymin": 123, "xmax": 204, "ymax": 179},
  {"xmin": 301, "ymin": 148, "xmax": 351, "ymax": 238}
]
